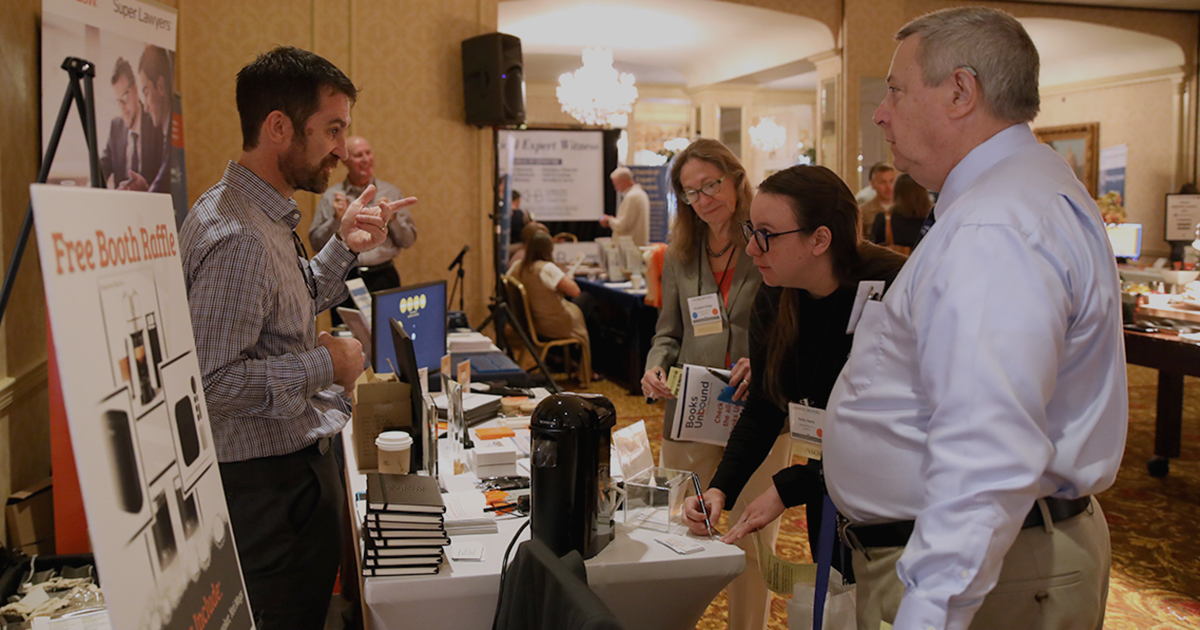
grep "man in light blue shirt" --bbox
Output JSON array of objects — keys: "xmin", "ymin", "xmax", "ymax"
[{"xmin": 824, "ymin": 7, "xmax": 1126, "ymax": 630}]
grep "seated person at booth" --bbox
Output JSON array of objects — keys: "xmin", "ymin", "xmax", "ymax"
[
  {"xmin": 870, "ymin": 173, "xmax": 931, "ymax": 254},
  {"xmin": 507, "ymin": 220, "xmax": 550, "ymax": 276},
  {"xmin": 517, "ymin": 232, "xmax": 591, "ymax": 351}
]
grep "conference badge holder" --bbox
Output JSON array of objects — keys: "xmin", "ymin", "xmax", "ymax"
[
  {"xmin": 688, "ymin": 293, "xmax": 724, "ymax": 337},
  {"xmin": 789, "ymin": 401, "xmax": 824, "ymax": 461}
]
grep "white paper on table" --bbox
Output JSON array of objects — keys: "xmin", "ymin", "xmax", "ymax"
[
  {"xmin": 670, "ymin": 365, "xmax": 743, "ymax": 446},
  {"xmin": 613, "ymin": 420, "xmax": 654, "ymax": 479}
]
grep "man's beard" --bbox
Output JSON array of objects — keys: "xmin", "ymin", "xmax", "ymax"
[{"xmin": 279, "ymin": 136, "xmax": 337, "ymax": 194}]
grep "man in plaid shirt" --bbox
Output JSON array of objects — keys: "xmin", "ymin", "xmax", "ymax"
[{"xmin": 181, "ymin": 46, "xmax": 416, "ymax": 630}]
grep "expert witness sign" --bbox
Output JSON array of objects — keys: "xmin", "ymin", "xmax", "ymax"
[{"xmin": 497, "ymin": 129, "xmax": 605, "ymax": 221}]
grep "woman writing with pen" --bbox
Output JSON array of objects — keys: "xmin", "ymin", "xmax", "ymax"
[
  {"xmin": 682, "ymin": 164, "xmax": 906, "ymax": 580},
  {"xmin": 641, "ymin": 138, "xmax": 778, "ymax": 630}
]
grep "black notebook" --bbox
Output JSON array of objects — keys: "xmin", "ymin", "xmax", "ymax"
[
  {"xmin": 366, "ymin": 473, "xmax": 446, "ymax": 514},
  {"xmin": 364, "ymin": 536, "xmax": 448, "ymax": 556},
  {"xmin": 365, "ymin": 511, "xmax": 444, "ymax": 525},
  {"xmin": 364, "ymin": 519, "xmax": 444, "ymax": 531},
  {"xmin": 363, "ymin": 552, "xmax": 443, "ymax": 567},
  {"xmin": 362, "ymin": 564, "xmax": 441, "ymax": 577},
  {"xmin": 365, "ymin": 534, "xmax": 451, "ymax": 548}
]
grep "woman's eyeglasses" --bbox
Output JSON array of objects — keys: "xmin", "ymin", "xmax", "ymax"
[
  {"xmin": 741, "ymin": 221, "xmax": 806, "ymax": 253},
  {"xmin": 681, "ymin": 176, "xmax": 725, "ymax": 205}
]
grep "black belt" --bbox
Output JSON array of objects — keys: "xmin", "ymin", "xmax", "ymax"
[{"xmin": 842, "ymin": 496, "xmax": 1092, "ymax": 550}]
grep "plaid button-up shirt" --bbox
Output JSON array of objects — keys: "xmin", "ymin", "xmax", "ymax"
[{"xmin": 181, "ymin": 161, "xmax": 358, "ymax": 462}]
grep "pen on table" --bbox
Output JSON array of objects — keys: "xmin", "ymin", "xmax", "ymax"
[{"xmin": 691, "ymin": 472, "xmax": 715, "ymax": 538}]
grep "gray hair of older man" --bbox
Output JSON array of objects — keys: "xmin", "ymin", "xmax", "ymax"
[
  {"xmin": 610, "ymin": 166, "xmax": 633, "ymax": 182},
  {"xmin": 897, "ymin": 7, "xmax": 1039, "ymax": 124}
]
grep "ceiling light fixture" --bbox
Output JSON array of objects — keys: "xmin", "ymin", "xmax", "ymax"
[
  {"xmin": 749, "ymin": 117, "xmax": 786, "ymax": 152},
  {"xmin": 557, "ymin": 48, "xmax": 638, "ymax": 127}
]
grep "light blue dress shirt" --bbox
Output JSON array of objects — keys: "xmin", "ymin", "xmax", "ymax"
[{"xmin": 824, "ymin": 123, "xmax": 1128, "ymax": 629}]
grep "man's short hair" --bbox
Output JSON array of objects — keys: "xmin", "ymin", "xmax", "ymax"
[
  {"xmin": 138, "ymin": 45, "xmax": 172, "ymax": 94},
  {"xmin": 610, "ymin": 166, "xmax": 633, "ymax": 182},
  {"xmin": 236, "ymin": 46, "xmax": 358, "ymax": 150},
  {"xmin": 897, "ymin": 7, "xmax": 1039, "ymax": 123},
  {"xmin": 111, "ymin": 57, "xmax": 135, "ymax": 87},
  {"xmin": 511, "ymin": 190, "xmax": 521, "ymax": 201},
  {"xmin": 868, "ymin": 163, "xmax": 895, "ymax": 182}
]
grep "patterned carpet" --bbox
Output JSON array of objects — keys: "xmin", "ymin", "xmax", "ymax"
[{"xmin": 565, "ymin": 363, "xmax": 1200, "ymax": 629}]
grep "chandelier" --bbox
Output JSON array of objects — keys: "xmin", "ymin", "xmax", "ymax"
[
  {"xmin": 749, "ymin": 117, "xmax": 786, "ymax": 152},
  {"xmin": 557, "ymin": 48, "xmax": 638, "ymax": 127}
]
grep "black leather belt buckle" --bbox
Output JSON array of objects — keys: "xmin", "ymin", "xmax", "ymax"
[{"xmin": 1022, "ymin": 496, "xmax": 1091, "ymax": 529}]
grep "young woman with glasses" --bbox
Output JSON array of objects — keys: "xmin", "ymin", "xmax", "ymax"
[
  {"xmin": 641, "ymin": 138, "xmax": 776, "ymax": 630},
  {"xmin": 682, "ymin": 164, "xmax": 906, "ymax": 581}
]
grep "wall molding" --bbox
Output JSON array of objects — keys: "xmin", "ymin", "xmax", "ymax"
[
  {"xmin": 0, "ymin": 360, "xmax": 49, "ymax": 414},
  {"xmin": 1041, "ymin": 67, "xmax": 1185, "ymax": 98}
]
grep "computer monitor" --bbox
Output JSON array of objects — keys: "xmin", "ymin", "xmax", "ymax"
[
  {"xmin": 372, "ymin": 280, "xmax": 447, "ymax": 375},
  {"xmin": 1107, "ymin": 223, "xmax": 1142, "ymax": 259}
]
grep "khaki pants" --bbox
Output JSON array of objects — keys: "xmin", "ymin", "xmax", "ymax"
[
  {"xmin": 660, "ymin": 433, "xmax": 791, "ymax": 630},
  {"xmin": 852, "ymin": 497, "xmax": 1110, "ymax": 630}
]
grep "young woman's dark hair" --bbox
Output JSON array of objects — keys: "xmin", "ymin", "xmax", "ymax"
[
  {"xmin": 755, "ymin": 165, "xmax": 864, "ymax": 407},
  {"xmin": 524, "ymin": 232, "xmax": 555, "ymax": 264}
]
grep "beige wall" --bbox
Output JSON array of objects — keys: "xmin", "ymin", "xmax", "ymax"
[{"xmin": 1037, "ymin": 76, "xmax": 1183, "ymax": 258}]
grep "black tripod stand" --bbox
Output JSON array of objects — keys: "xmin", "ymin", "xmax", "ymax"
[
  {"xmin": 0, "ymin": 57, "xmax": 103, "ymax": 324},
  {"xmin": 476, "ymin": 173, "xmax": 562, "ymax": 394}
]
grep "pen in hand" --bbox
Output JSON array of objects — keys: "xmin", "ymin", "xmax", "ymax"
[{"xmin": 691, "ymin": 472, "xmax": 715, "ymax": 539}]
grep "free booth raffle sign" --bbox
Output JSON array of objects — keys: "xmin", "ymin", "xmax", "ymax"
[{"xmin": 32, "ymin": 185, "xmax": 254, "ymax": 630}]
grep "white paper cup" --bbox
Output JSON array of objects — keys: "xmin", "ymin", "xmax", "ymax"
[{"xmin": 376, "ymin": 431, "xmax": 413, "ymax": 474}]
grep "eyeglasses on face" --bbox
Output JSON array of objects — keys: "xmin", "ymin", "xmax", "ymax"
[
  {"xmin": 740, "ymin": 221, "xmax": 807, "ymax": 253},
  {"xmin": 681, "ymin": 176, "xmax": 726, "ymax": 205}
]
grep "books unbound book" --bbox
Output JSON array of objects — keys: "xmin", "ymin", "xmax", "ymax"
[{"xmin": 367, "ymin": 473, "xmax": 446, "ymax": 514}]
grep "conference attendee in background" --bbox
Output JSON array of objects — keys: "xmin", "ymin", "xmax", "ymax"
[
  {"xmin": 100, "ymin": 57, "xmax": 163, "ymax": 191},
  {"xmin": 122, "ymin": 45, "xmax": 173, "ymax": 193},
  {"xmin": 310, "ymin": 135, "xmax": 418, "ymax": 325},
  {"xmin": 683, "ymin": 164, "xmax": 906, "ymax": 583},
  {"xmin": 826, "ymin": 8, "xmax": 1126, "ymax": 630},
  {"xmin": 870, "ymin": 173, "xmax": 932, "ymax": 254},
  {"xmin": 641, "ymin": 138, "xmax": 771, "ymax": 630},
  {"xmin": 507, "ymin": 220, "xmax": 549, "ymax": 277},
  {"xmin": 509, "ymin": 190, "xmax": 528, "ymax": 246},
  {"xmin": 181, "ymin": 46, "xmax": 416, "ymax": 630},
  {"xmin": 858, "ymin": 162, "xmax": 896, "ymax": 238},
  {"xmin": 600, "ymin": 166, "xmax": 650, "ymax": 246},
  {"xmin": 517, "ymin": 231, "xmax": 590, "ymax": 353}
]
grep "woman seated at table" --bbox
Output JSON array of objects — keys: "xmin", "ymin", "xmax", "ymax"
[
  {"xmin": 683, "ymin": 164, "xmax": 906, "ymax": 579},
  {"xmin": 507, "ymin": 220, "xmax": 550, "ymax": 276},
  {"xmin": 870, "ymin": 173, "xmax": 931, "ymax": 254},
  {"xmin": 517, "ymin": 231, "xmax": 590, "ymax": 351}
]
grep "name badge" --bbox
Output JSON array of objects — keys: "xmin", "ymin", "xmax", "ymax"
[
  {"xmin": 846, "ymin": 280, "xmax": 885, "ymax": 334},
  {"xmin": 688, "ymin": 293, "xmax": 724, "ymax": 337},
  {"xmin": 788, "ymin": 401, "xmax": 825, "ymax": 461}
]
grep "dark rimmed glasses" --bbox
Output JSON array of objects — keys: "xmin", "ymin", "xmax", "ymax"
[
  {"xmin": 741, "ymin": 221, "xmax": 807, "ymax": 253},
  {"xmin": 681, "ymin": 176, "xmax": 725, "ymax": 205}
]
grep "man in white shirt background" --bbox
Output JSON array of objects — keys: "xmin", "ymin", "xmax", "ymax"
[
  {"xmin": 600, "ymin": 166, "xmax": 650, "ymax": 246},
  {"xmin": 823, "ymin": 7, "xmax": 1126, "ymax": 630}
]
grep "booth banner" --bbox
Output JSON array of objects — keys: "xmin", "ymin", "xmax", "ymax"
[
  {"xmin": 497, "ymin": 129, "xmax": 605, "ymax": 221},
  {"xmin": 41, "ymin": 0, "xmax": 189, "ymax": 228},
  {"xmin": 630, "ymin": 165, "xmax": 671, "ymax": 244},
  {"xmin": 31, "ymin": 185, "xmax": 254, "ymax": 630},
  {"xmin": 670, "ymin": 365, "xmax": 743, "ymax": 446},
  {"xmin": 1099, "ymin": 144, "xmax": 1127, "ymax": 201}
]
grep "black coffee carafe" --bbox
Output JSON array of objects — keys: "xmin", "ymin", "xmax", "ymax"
[{"xmin": 529, "ymin": 393, "xmax": 617, "ymax": 560}]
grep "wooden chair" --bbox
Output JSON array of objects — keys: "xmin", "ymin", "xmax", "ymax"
[
  {"xmin": 503, "ymin": 275, "xmax": 591, "ymax": 387},
  {"xmin": 553, "ymin": 232, "xmax": 578, "ymax": 243}
]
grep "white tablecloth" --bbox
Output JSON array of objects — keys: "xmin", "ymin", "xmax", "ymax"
[{"xmin": 343, "ymin": 423, "xmax": 745, "ymax": 630}]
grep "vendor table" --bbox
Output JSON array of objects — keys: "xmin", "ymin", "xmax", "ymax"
[
  {"xmin": 342, "ymin": 422, "xmax": 744, "ymax": 630},
  {"xmin": 577, "ymin": 278, "xmax": 658, "ymax": 394},
  {"xmin": 1123, "ymin": 329, "xmax": 1200, "ymax": 477}
]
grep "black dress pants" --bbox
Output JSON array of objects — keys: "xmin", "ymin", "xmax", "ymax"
[{"xmin": 220, "ymin": 439, "xmax": 345, "ymax": 630}]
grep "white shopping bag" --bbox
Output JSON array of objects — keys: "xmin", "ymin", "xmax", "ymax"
[{"xmin": 787, "ymin": 567, "xmax": 857, "ymax": 630}]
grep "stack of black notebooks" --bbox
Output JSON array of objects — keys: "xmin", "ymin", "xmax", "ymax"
[{"xmin": 362, "ymin": 473, "xmax": 449, "ymax": 576}]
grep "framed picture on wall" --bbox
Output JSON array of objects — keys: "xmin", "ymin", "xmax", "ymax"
[{"xmin": 1034, "ymin": 122, "xmax": 1100, "ymax": 197}]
